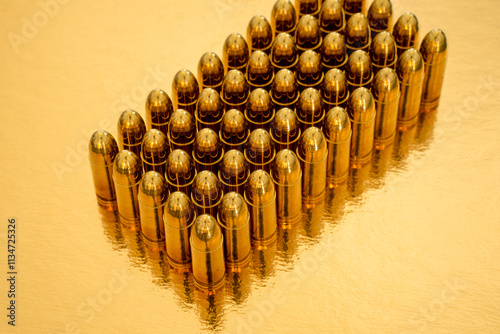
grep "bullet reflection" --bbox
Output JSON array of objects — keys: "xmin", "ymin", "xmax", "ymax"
[
  {"xmin": 347, "ymin": 159, "xmax": 373, "ymax": 199},
  {"xmin": 250, "ymin": 240, "xmax": 277, "ymax": 282},
  {"xmin": 416, "ymin": 106, "xmax": 438, "ymax": 149},
  {"xmin": 98, "ymin": 205, "xmax": 124, "ymax": 251},
  {"xmin": 324, "ymin": 181, "xmax": 348, "ymax": 225},
  {"xmin": 276, "ymin": 224, "xmax": 300, "ymax": 265},
  {"xmin": 393, "ymin": 121, "xmax": 418, "ymax": 167},
  {"xmin": 371, "ymin": 140, "xmax": 395, "ymax": 184},
  {"xmin": 194, "ymin": 286, "xmax": 226, "ymax": 331},
  {"xmin": 301, "ymin": 199, "xmax": 325, "ymax": 241},
  {"xmin": 225, "ymin": 266, "xmax": 251, "ymax": 305}
]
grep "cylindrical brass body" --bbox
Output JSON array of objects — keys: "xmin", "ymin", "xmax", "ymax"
[
  {"xmin": 345, "ymin": 13, "xmax": 371, "ymax": 56},
  {"xmin": 270, "ymin": 107, "xmax": 301, "ymax": 151},
  {"xmin": 343, "ymin": 0, "xmax": 365, "ymax": 21},
  {"xmin": 141, "ymin": 129, "xmax": 169, "ymax": 176},
  {"xmin": 220, "ymin": 109, "xmax": 250, "ymax": 152},
  {"xmin": 297, "ymin": 87, "xmax": 325, "ymax": 131},
  {"xmin": 223, "ymin": 33, "xmax": 250, "ymax": 72},
  {"xmin": 113, "ymin": 150, "xmax": 143, "ymax": 227},
  {"xmin": 396, "ymin": 48, "xmax": 424, "ymax": 126},
  {"xmin": 172, "ymin": 69, "xmax": 199, "ymax": 115},
  {"xmin": 296, "ymin": 14, "xmax": 322, "ymax": 52},
  {"xmin": 195, "ymin": 88, "xmax": 225, "ymax": 132},
  {"xmin": 420, "ymin": 29, "xmax": 448, "ymax": 109},
  {"xmin": 168, "ymin": 109, "xmax": 196, "ymax": 155},
  {"xmin": 245, "ymin": 170, "xmax": 278, "ymax": 245},
  {"xmin": 296, "ymin": 127, "xmax": 327, "ymax": 202},
  {"xmin": 198, "ymin": 52, "xmax": 225, "ymax": 93},
  {"xmin": 164, "ymin": 191, "xmax": 196, "ymax": 267},
  {"xmin": 346, "ymin": 50, "xmax": 373, "ymax": 93},
  {"xmin": 296, "ymin": 0, "xmax": 322, "ymax": 18},
  {"xmin": 297, "ymin": 50, "xmax": 323, "ymax": 91},
  {"xmin": 117, "ymin": 109, "xmax": 146, "ymax": 158},
  {"xmin": 319, "ymin": 0, "xmax": 345, "ymax": 36},
  {"xmin": 271, "ymin": 149, "xmax": 302, "ymax": 224},
  {"xmin": 323, "ymin": 107, "xmax": 351, "ymax": 185},
  {"xmin": 192, "ymin": 128, "xmax": 224, "ymax": 173},
  {"xmin": 89, "ymin": 130, "xmax": 119, "ymax": 207},
  {"xmin": 322, "ymin": 68, "xmax": 349, "ymax": 109},
  {"xmin": 190, "ymin": 214, "xmax": 225, "ymax": 289},
  {"xmin": 348, "ymin": 87, "xmax": 376, "ymax": 165},
  {"xmin": 370, "ymin": 31, "xmax": 397, "ymax": 76},
  {"xmin": 271, "ymin": 0, "xmax": 298, "ymax": 35},
  {"xmin": 217, "ymin": 192, "xmax": 251, "ymax": 268},
  {"xmin": 367, "ymin": 0, "xmax": 392, "ymax": 38},
  {"xmin": 393, "ymin": 12, "xmax": 419, "ymax": 57},
  {"xmin": 245, "ymin": 88, "xmax": 275, "ymax": 131},
  {"xmin": 246, "ymin": 51, "xmax": 274, "ymax": 91},
  {"xmin": 138, "ymin": 171, "xmax": 168, "ymax": 244},
  {"xmin": 165, "ymin": 149, "xmax": 196, "ymax": 197},
  {"xmin": 221, "ymin": 69, "xmax": 250, "ymax": 112},
  {"xmin": 219, "ymin": 150, "xmax": 250, "ymax": 194},
  {"xmin": 247, "ymin": 15, "xmax": 274, "ymax": 54},
  {"xmin": 271, "ymin": 69, "xmax": 300, "ymax": 110},
  {"xmin": 245, "ymin": 129, "xmax": 276, "ymax": 173},
  {"xmin": 145, "ymin": 89, "xmax": 173, "ymax": 135},
  {"xmin": 191, "ymin": 170, "xmax": 223, "ymax": 217},
  {"xmin": 270, "ymin": 33, "xmax": 299, "ymax": 72},
  {"xmin": 372, "ymin": 68, "xmax": 400, "ymax": 146},
  {"xmin": 321, "ymin": 32, "xmax": 347, "ymax": 72}
]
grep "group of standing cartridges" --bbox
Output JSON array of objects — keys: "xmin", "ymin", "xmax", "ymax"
[{"xmin": 89, "ymin": 0, "xmax": 447, "ymax": 290}]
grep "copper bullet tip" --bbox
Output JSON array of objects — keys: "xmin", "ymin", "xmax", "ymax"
[
  {"xmin": 319, "ymin": 0, "xmax": 345, "ymax": 34},
  {"xmin": 297, "ymin": 50, "xmax": 323, "ymax": 87},
  {"xmin": 246, "ymin": 169, "xmax": 276, "ymax": 206},
  {"xmin": 297, "ymin": 126, "xmax": 327, "ymax": 163},
  {"xmin": 141, "ymin": 129, "xmax": 168, "ymax": 163},
  {"xmin": 221, "ymin": 69, "xmax": 250, "ymax": 107},
  {"xmin": 322, "ymin": 68, "xmax": 349, "ymax": 105},
  {"xmin": 193, "ymin": 128, "xmax": 223, "ymax": 172},
  {"xmin": 347, "ymin": 50, "xmax": 373, "ymax": 89},
  {"xmin": 393, "ymin": 12, "xmax": 419, "ymax": 52},
  {"xmin": 272, "ymin": 149, "xmax": 302, "ymax": 185},
  {"xmin": 198, "ymin": 52, "xmax": 224, "ymax": 90},
  {"xmin": 295, "ymin": 14, "xmax": 322, "ymax": 51},
  {"xmin": 221, "ymin": 109, "xmax": 248, "ymax": 137},
  {"xmin": 271, "ymin": 69, "xmax": 299, "ymax": 106},
  {"xmin": 117, "ymin": 109, "xmax": 146, "ymax": 154},
  {"xmin": 346, "ymin": 13, "xmax": 371, "ymax": 52},
  {"xmin": 246, "ymin": 88, "xmax": 274, "ymax": 128},
  {"xmin": 196, "ymin": 88, "xmax": 224, "ymax": 130},
  {"xmin": 372, "ymin": 67, "xmax": 399, "ymax": 104},
  {"xmin": 218, "ymin": 192, "xmax": 250, "ymax": 230},
  {"xmin": 193, "ymin": 214, "xmax": 221, "ymax": 245},
  {"xmin": 192, "ymin": 171, "xmax": 223, "ymax": 215},
  {"xmin": 271, "ymin": 0, "xmax": 298, "ymax": 35},
  {"xmin": 297, "ymin": 88, "xmax": 324, "ymax": 129},
  {"xmin": 324, "ymin": 106, "xmax": 351, "ymax": 142},
  {"xmin": 166, "ymin": 149, "xmax": 196, "ymax": 192},
  {"xmin": 420, "ymin": 29, "xmax": 447, "ymax": 64},
  {"xmin": 371, "ymin": 31, "xmax": 397, "ymax": 69},
  {"xmin": 145, "ymin": 89, "xmax": 173, "ymax": 131},
  {"xmin": 89, "ymin": 130, "xmax": 118, "ymax": 165},
  {"xmin": 397, "ymin": 48, "xmax": 424, "ymax": 85},
  {"xmin": 321, "ymin": 32, "xmax": 347, "ymax": 68},
  {"xmin": 420, "ymin": 29, "xmax": 447, "ymax": 109},
  {"xmin": 271, "ymin": 32, "xmax": 298, "ymax": 69},
  {"xmin": 139, "ymin": 171, "xmax": 168, "ymax": 206},
  {"xmin": 367, "ymin": 0, "xmax": 393, "ymax": 34},
  {"xmin": 219, "ymin": 150, "xmax": 249, "ymax": 192},
  {"xmin": 247, "ymin": 15, "xmax": 274, "ymax": 53},
  {"xmin": 271, "ymin": 107, "xmax": 300, "ymax": 148},
  {"xmin": 348, "ymin": 87, "xmax": 376, "ymax": 122},
  {"xmin": 168, "ymin": 109, "xmax": 195, "ymax": 150},
  {"xmin": 246, "ymin": 129, "xmax": 275, "ymax": 171},
  {"xmin": 172, "ymin": 69, "xmax": 199, "ymax": 107},
  {"xmin": 223, "ymin": 32, "xmax": 250, "ymax": 72},
  {"xmin": 246, "ymin": 51, "xmax": 274, "ymax": 88},
  {"xmin": 165, "ymin": 191, "xmax": 195, "ymax": 228}
]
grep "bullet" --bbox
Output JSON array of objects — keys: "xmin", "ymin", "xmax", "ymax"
[
  {"xmin": 140, "ymin": 129, "xmax": 169, "ymax": 176},
  {"xmin": 145, "ymin": 89, "xmax": 173, "ymax": 135},
  {"xmin": 321, "ymin": 32, "xmax": 348, "ymax": 72},
  {"xmin": 172, "ymin": 69, "xmax": 199, "ymax": 115},
  {"xmin": 168, "ymin": 109, "xmax": 196, "ymax": 155},
  {"xmin": 319, "ymin": 0, "xmax": 345, "ymax": 36},
  {"xmin": 295, "ymin": 0, "xmax": 322, "ymax": 18},
  {"xmin": 345, "ymin": 13, "xmax": 371, "ymax": 56},
  {"xmin": 367, "ymin": 0, "xmax": 392, "ymax": 38},
  {"xmin": 297, "ymin": 50, "xmax": 323, "ymax": 91},
  {"xmin": 221, "ymin": 69, "xmax": 250, "ymax": 112},
  {"xmin": 165, "ymin": 149, "xmax": 197, "ymax": 197},
  {"xmin": 219, "ymin": 109, "xmax": 250, "ymax": 152},
  {"xmin": 372, "ymin": 68, "xmax": 400, "ymax": 147},
  {"xmin": 217, "ymin": 192, "xmax": 252, "ymax": 268},
  {"xmin": 296, "ymin": 127, "xmax": 327, "ymax": 203},
  {"xmin": 343, "ymin": 0, "xmax": 365, "ymax": 21},
  {"xmin": 113, "ymin": 150, "xmax": 143, "ymax": 227},
  {"xmin": 271, "ymin": 0, "xmax": 298, "ymax": 35},
  {"xmin": 245, "ymin": 169, "xmax": 278, "ymax": 245},
  {"xmin": 270, "ymin": 107, "xmax": 301, "ymax": 151},
  {"xmin": 246, "ymin": 51, "xmax": 274, "ymax": 91},
  {"xmin": 271, "ymin": 69, "xmax": 300, "ymax": 110},
  {"xmin": 247, "ymin": 15, "xmax": 274, "ymax": 54},
  {"xmin": 191, "ymin": 170, "xmax": 223, "ymax": 217},
  {"xmin": 348, "ymin": 87, "xmax": 376, "ymax": 165},
  {"xmin": 164, "ymin": 191, "xmax": 196, "ymax": 267},
  {"xmin": 346, "ymin": 50, "xmax": 373, "ymax": 93},
  {"xmin": 219, "ymin": 149, "xmax": 250, "ymax": 194},
  {"xmin": 190, "ymin": 214, "xmax": 225, "ymax": 289},
  {"xmin": 245, "ymin": 129, "xmax": 276, "ymax": 173},
  {"xmin": 271, "ymin": 149, "xmax": 302, "ymax": 224},
  {"xmin": 245, "ymin": 88, "xmax": 275, "ymax": 131},
  {"xmin": 192, "ymin": 128, "xmax": 224, "ymax": 173},
  {"xmin": 117, "ymin": 109, "xmax": 146, "ymax": 158},
  {"xmin": 297, "ymin": 87, "xmax": 325, "ymax": 131},
  {"xmin": 138, "ymin": 171, "xmax": 168, "ymax": 245},
  {"xmin": 270, "ymin": 33, "xmax": 299, "ymax": 72},
  {"xmin": 323, "ymin": 107, "xmax": 351, "ymax": 185},
  {"xmin": 322, "ymin": 68, "xmax": 349, "ymax": 109},
  {"xmin": 420, "ymin": 29, "xmax": 448, "ymax": 109},
  {"xmin": 393, "ymin": 12, "xmax": 419, "ymax": 57},
  {"xmin": 223, "ymin": 33, "xmax": 250, "ymax": 72},
  {"xmin": 198, "ymin": 52, "xmax": 225, "ymax": 93},
  {"xmin": 195, "ymin": 88, "xmax": 225, "ymax": 132},
  {"xmin": 295, "ymin": 14, "xmax": 322, "ymax": 53},
  {"xmin": 370, "ymin": 31, "xmax": 397, "ymax": 76},
  {"xmin": 396, "ymin": 48, "xmax": 424, "ymax": 127},
  {"xmin": 89, "ymin": 130, "xmax": 119, "ymax": 207}
]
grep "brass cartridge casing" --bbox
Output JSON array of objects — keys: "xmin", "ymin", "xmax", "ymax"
[
  {"xmin": 89, "ymin": 130, "xmax": 119, "ymax": 207},
  {"xmin": 165, "ymin": 149, "xmax": 196, "ymax": 197},
  {"xmin": 343, "ymin": 0, "xmax": 365, "ymax": 21},
  {"xmin": 245, "ymin": 88, "xmax": 275, "ymax": 131},
  {"xmin": 219, "ymin": 109, "xmax": 250, "ymax": 152},
  {"xmin": 345, "ymin": 13, "xmax": 371, "ymax": 56},
  {"xmin": 195, "ymin": 88, "xmax": 225, "ymax": 132},
  {"xmin": 168, "ymin": 109, "xmax": 196, "ymax": 155},
  {"xmin": 271, "ymin": 107, "xmax": 301, "ymax": 151},
  {"xmin": 113, "ymin": 150, "xmax": 143, "ymax": 227},
  {"xmin": 367, "ymin": 0, "xmax": 392, "ymax": 38},
  {"xmin": 296, "ymin": 127, "xmax": 328, "ymax": 202},
  {"xmin": 420, "ymin": 29, "xmax": 448, "ymax": 109},
  {"xmin": 138, "ymin": 171, "xmax": 168, "ymax": 244},
  {"xmin": 246, "ymin": 51, "xmax": 274, "ymax": 91},
  {"xmin": 217, "ymin": 192, "xmax": 252, "ymax": 268},
  {"xmin": 319, "ymin": 0, "xmax": 345, "ymax": 36},
  {"xmin": 190, "ymin": 214, "xmax": 225, "ymax": 289},
  {"xmin": 372, "ymin": 68, "xmax": 400, "ymax": 146},
  {"xmin": 198, "ymin": 52, "xmax": 225, "ymax": 93},
  {"xmin": 219, "ymin": 150, "xmax": 250, "ymax": 194},
  {"xmin": 191, "ymin": 170, "xmax": 223, "ymax": 217},
  {"xmin": 244, "ymin": 169, "xmax": 278, "ymax": 245},
  {"xmin": 370, "ymin": 31, "xmax": 397, "ymax": 76},
  {"xmin": 323, "ymin": 107, "xmax": 351, "ymax": 185},
  {"xmin": 221, "ymin": 69, "xmax": 250, "ymax": 112},
  {"xmin": 247, "ymin": 15, "xmax": 274, "ymax": 54},
  {"xmin": 347, "ymin": 87, "xmax": 376, "ymax": 165},
  {"xmin": 271, "ymin": 69, "xmax": 300, "ymax": 110},
  {"xmin": 393, "ymin": 12, "xmax": 419, "ymax": 57},
  {"xmin": 271, "ymin": 149, "xmax": 302, "ymax": 224},
  {"xmin": 396, "ymin": 48, "xmax": 424, "ymax": 126},
  {"xmin": 145, "ymin": 89, "xmax": 173, "ymax": 135},
  {"xmin": 192, "ymin": 128, "xmax": 224, "ymax": 173},
  {"xmin": 141, "ymin": 129, "xmax": 169, "ymax": 176},
  {"xmin": 296, "ymin": 15, "xmax": 322, "ymax": 52},
  {"xmin": 164, "ymin": 191, "xmax": 196, "ymax": 267},
  {"xmin": 346, "ymin": 50, "xmax": 373, "ymax": 92},
  {"xmin": 223, "ymin": 33, "xmax": 250, "ymax": 72},
  {"xmin": 245, "ymin": 129, "xmax": 276, "ymax": 173},
  {"xmin": 297, "ymin": 50, "xmax": 324, "ymax": 90},
  {"xmin": 172, "ymin": 69, "xmax": 199, "ymax": 115},
  {"xmin": 270, "ymin": 33, "xmax": 299, "ymax": 71},
  {"xmin": 117, "ymin": 109, "xmax": 146, "ymax": 158},
  {"xmin": 271, "ymin": 0, "xmax": 298, "ymax": 35},
  {"xmin": 322, "ymin": 68, "xmax": 349, "ymax": 109},
  {"xmin": 297, "ymin": 87, "xmax": 325, "ymax": 130},
  {"xmin": 296, "ymin": 0, "xmax": 322, "ymax": 18},
  {"xmin": 321, "ymin": 32, "xmax": 348, "ymax": 72}
]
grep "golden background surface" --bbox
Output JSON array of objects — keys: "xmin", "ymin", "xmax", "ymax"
[{"xmin": 1, "ymin": 0, "xmax": 500, "ymax": 333}]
